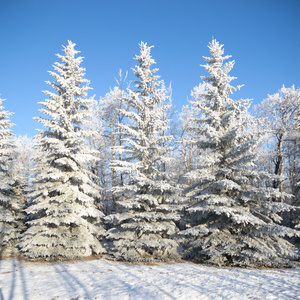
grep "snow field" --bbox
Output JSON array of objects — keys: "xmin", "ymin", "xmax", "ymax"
[{"xmin": 0, "ymin": 258, "xmax": 299, "ymax": 300}]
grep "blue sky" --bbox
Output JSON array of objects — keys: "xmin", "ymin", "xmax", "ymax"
[{"xmin": 1, "ymin": 0, "xmax": 299, "ymax": 137}]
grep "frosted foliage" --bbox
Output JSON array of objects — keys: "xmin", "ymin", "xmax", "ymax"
[
  {"xmin": 255, "ymin": 85, "xmax": 300, "ymax": 195},
  {"xmin": 84, "ymin": 96, "xmax": 115, "ymax": 216},
  {"xmin": 111, "ymin": 42, "xmax": 176, "ymax": 200},
  {"xmin": 179, "ymin": 39, "xmax": 299, "ymax": 267},
  {"xmin": 176, "ymin": 104, "xmax": 201, "ymax": 181},
  {"xmin": 97, "ymin": 81, "xmax": 130, "ymax": 204},
  {"xmin": 256, "ymin": 85, "xmax": 300, "ymax": 140},
  {"xmin": 294, "ymin": 99, "xmax": 300, "ymax": 231},
  {"xmin": 104, "ymin": 196, "xmax": 181, "ymax": 261},
  {"xmin": 107, "ymin": 42, "xmax": 181, "ymax": 261},
  {"xmin": 0, "ymin": 98, "xmax": 25, "ymax": 257},
  {"xmin": 263, "ymin": 86, "xmax": 300, "ymax": 229},
  {"xmin": 13, "ymin": 135, "xmax": 35, "ymax": 189},
  {"xmin": 254, "ymin": 85, "xmax": 300, "ymax": 233},
  {"xmin": 19, "ymin": 41, "xmax": 106, "ymax": 261}
]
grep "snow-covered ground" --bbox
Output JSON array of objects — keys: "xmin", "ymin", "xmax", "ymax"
[{"xmin": 0, "ymin": 258, "xmax": 299, "ymax": 300}]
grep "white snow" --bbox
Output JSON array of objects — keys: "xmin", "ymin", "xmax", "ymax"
[{"xmin": 0, "ymin": 258, "xmax": 299, "ymax": 299}]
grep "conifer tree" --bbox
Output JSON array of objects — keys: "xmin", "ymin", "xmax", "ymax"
[
  {"xmin": 19, "ymin": 41, "xmax": 106, "ymax": 260},
  {"xmin": 178, "ymin": 39, "xmax": 299, "ymax": 267},
  {"xmin": 0, "ymin": 98, "xmax": 24, "ymax": 257},
  {"xmin": 106, "ymin": 42, "xmax": 180, "ymax": 261}
]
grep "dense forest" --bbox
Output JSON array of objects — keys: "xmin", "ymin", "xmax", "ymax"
[{"xmin": 1, "ymin": 39, "xmax": 299, "ymax": 267}]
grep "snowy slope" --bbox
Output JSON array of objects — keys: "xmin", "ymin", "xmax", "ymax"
[{"xmin": 0, "ymin": 258, "xmax": 299, "ymax": 300}]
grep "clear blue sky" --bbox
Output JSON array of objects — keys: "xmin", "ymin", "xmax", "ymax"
[{"xmin": 1, "ymin": 0, "xmax": 299, "ymax": 137}]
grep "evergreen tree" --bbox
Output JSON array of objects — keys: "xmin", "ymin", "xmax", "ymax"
[
  {"xmin": 19, "ymin": 41, "xmax": 106, "ymax": 260},
  {"xmin": 106, "ymin": 42, "xmax": 180, "ymax": 261},
  {"xmin": 0, "ymin": 98, "xmax": 24, "ymax": 257},
  {"xmin": 178, "ymin": 39, "xmax": 299, "ymax": 267}
]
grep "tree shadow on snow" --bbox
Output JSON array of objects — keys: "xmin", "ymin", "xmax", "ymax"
[
  {"xmin": 81, "ymin": 259, "xmax": 184, "ymax": 299},
  {"xmin": 0, "ymin": 258, "xmax": 29, "ymax": 300},
  {"xmin": 8, "ymin": 258, "xmax": 17, "ymax": 300},
  {"xmin": 17, "ymin": 258, "xmax": 29, "ymax": 300},
  {"xmin": 53, "ymin": 262, "xmax": 92, "ymax": 299}
]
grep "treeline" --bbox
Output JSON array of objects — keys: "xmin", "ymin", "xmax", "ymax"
[{"xmin": 0, "ymin": 39, "xmax": 299, "ymax": 267}]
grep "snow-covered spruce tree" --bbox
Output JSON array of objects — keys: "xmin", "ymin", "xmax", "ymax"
[
  {"xmin": 178, "ymin": 39, "xmax": 299, "ymax": 267},
  {"xmin": 105, "ymin": 42, "xmax": 181, "ymax": 261},
  {"xmin": 19, "ymin": 41, "xmax": 106, "ymax": 260},
  {"xmin": 0, "ymin": 98, "xmax": 25, "ymax": 257}
]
